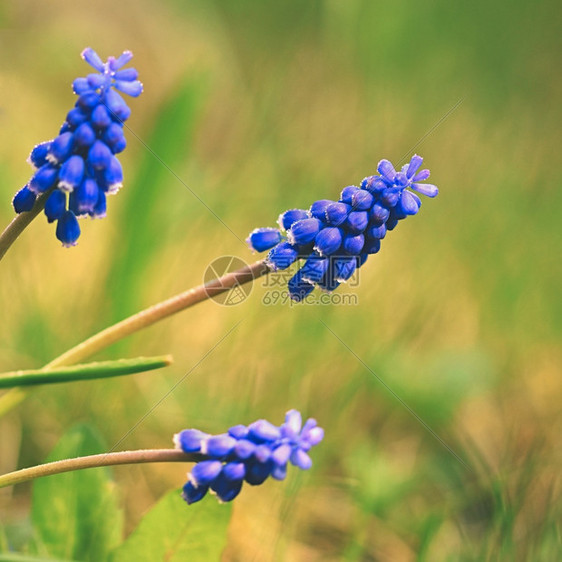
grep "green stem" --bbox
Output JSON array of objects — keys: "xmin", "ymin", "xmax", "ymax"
[
  {"xmin": 0, "ymin": 259, "xmax": 269, "ymax": 415},
  {"xmin": 0, "ymin": 449, "xmax": 201, "ymax": 488},
  {"xmin": 0, "ymin": 191, "xmax": 50, "ymax": 263}
]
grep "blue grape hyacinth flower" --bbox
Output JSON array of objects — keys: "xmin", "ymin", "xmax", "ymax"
[
  {"xmin": 12, "ymin": 48, "xmax": 143, "ymax": 247},
  {"xmin": 174, "ymin": 410, "xmax": 324, "ymax": 505},
  {"xmin": 247, "ymin": 155, "xmax": 438, "ymax": 301}
]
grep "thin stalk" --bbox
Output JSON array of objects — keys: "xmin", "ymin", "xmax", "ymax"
[
  {"xmin": 0, "ymin": 259, "xmax": 269, "ymax": 415},
  {"xmin": 0, "ymin": 449, "xmax": 201, "ymax": 488},
  {"xmin": 0, "ymin": 191, "xmax": 51, "ymax": 263},
  {"xmin": 46, "ymin": 259, "xmax": 269, "ymax": 368}
]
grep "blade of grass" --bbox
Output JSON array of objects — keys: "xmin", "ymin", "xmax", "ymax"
[
  {"xmin": 0, "ymin": 355, "xmax": 172, "ymax": 389},
  {"xmin": 0, "ymin": 260, "xmax": 267, "ymax": 416},
  {"xmin": 106, "ymin": 77, "xmax": 205, "ymax": 329}
]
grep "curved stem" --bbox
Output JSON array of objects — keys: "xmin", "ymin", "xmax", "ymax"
[
  {"xmin": 46, "ymin": 259, "xmax": 269, "ymax": 368},
  {"xmin": 0, "ymin": 259, "xmax": 269, "ymax": 415},
  {"xmin": 0, "ymin": 191, "xmax": 50, "ymax": 263},
  {"xmin": 0, "ymin": 449, "xmax": 201, "ymax": 488}
]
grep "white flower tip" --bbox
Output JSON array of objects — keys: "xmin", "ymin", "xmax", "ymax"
[
  {"xmin": 57, "ymin": 181, "xmax": 74, "ymax": 193},
  {"xmin": 264, "ymin": 257, "xmax": 277, "ymax": 271},
  {"xmin": 312, "ymin": 245, "xmax": 328, "ymax": 258},
  {"xmin": 245, "ymin": 235, "xmax": 258, "ymax": 254},
  {"xmin": 106, "ymin": 183, "xmax": 122, "ymax": 195}
]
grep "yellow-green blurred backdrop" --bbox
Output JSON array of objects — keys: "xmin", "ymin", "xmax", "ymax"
[{"xmin": 0, "ymin": 0, "xmax": 561, "ymax": 560}]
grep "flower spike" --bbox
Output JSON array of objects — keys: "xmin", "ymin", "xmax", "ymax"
[
  {"xmin": 12, "ymin": 48, "xmax": 143, "ymax": 247},
  {"xmin": 174, "ymin": 410, "xmax": 323, "ymax": 505},
  {"xmin": 247, "ymin": 155, "xmax": 438, "ymax": 301}
]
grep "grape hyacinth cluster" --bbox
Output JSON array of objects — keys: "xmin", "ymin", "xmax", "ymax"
[
  {"xmin": 12, "ymin": 48, "xmax": 143, "ymax": 247},
  {"xmin": 175, "ymin": 410, "xmax": 324, "ymax": 505},
  {"xmin": 247, "ymin": 155, "xmax": 438, "ymax": 301}
]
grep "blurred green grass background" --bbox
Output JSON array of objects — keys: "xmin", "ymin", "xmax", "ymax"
[{"xmin": 0, "ymin": 0, "xmax": 561, "ymax": 559}]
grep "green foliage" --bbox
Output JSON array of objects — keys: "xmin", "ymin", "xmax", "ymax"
[
  {"xmin": 0, "ymin": 356, "xmax": 172, "ymax": 389},
  {"xmin": 0, "ymin": 552, "xmax": 73, "ymax": 562},
  {"xmin": 110, "ymin": 491, "xmax": 231, "ymax": 562},
  {"xmin": 105, "ymin": 78, "xmax": 206, "ymax": 328},
  {"xmin": 31, "ymin": 425, "xmax": 123, "ymax": 562},
  {"xmin": 5, "ymin": 429, "xmax": 232, "ymax": 560}
]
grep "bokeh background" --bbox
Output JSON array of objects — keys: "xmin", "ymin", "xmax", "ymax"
[{"xmin": 1, "ymin": 0, "xmax": 561, "ymax": 560}]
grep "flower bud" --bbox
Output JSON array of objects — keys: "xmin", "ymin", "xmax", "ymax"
[
  {"xmin": 12, "ymin": 186, "xmax": 37, "ymax": 213},
  {"xmin": 56, "ymin": 210, "xmax": 80, "ymax": 247},
  {"xmin": 246, "ymin": 227, "xmax": 282, "ymax": 253}
]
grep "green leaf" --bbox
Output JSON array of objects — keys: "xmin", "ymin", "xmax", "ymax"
[
  {"xmin": 0, "ymin": 355, "xmax": 172, "ymax": 389},
  {"xmin": 31, "ymin": 425, "xmax": 124, "ymax": 562},
  {"xmin": 110, "ymin": 490, "xmax": 231, "ymax": 562},
  {"xmin": 0, "ymin": 552, "xmax": 74, "ymax": 562}
]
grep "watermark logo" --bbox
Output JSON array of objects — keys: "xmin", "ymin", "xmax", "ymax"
[
  {"xmin": 204, "ymin": 254, "xmax": 360, "ymax": 307},
  {"xmin": 262, "ymin": 254, "xmax": 361, "ymax": 306},
  {"xmin": 203, "ymin": 256, "xmax": 252, "ymax": 306},
  {"xmin": 262, "ymin": 289, "xmax": 358, "ymax": 306}
]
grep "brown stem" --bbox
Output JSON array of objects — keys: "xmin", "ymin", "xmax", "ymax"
[
  {"xmin": 0, "ymin": 259, "xmax": 270, "ymax": 415},
  {"xmin": 45, "ymin": 259, "xmax": 269, "ymax": 368},
  {"xmin": 0, "ymin": 190, "xmax": 50, "ymax": 262},
  {"xmin": 0, "ymin": 449, "xmax": 202, "ymax": 488}
]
